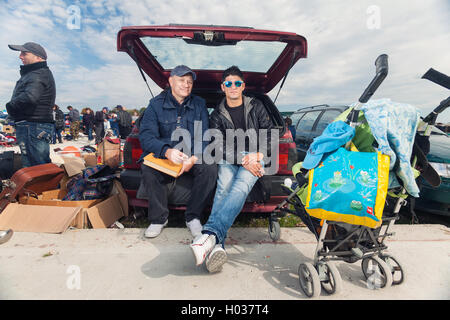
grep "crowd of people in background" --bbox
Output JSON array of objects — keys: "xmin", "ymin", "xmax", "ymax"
[{"xmin": 50, "ymin": 104, "xmax": 139, "ymax": 145}]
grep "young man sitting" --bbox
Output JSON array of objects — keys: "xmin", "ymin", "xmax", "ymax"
[{"xmin": 190, "ymin": 66, "xmax": 273, "ymax": 273}]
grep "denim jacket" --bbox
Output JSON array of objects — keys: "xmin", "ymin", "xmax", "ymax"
[{"xmin": 139, "ymin": 89, "xmax": 209, "ymax": 160}]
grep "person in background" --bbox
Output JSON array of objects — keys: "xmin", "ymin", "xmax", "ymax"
[
  {"xmin": 109, "ymin": 112, "xmax": 120, "ymax": 138},
  {"xmin": 285, "ymin": 117, "xmax": 296, "ymax": 140},
  {"xmin": 6, "ymin": 42, "xmax": 55, "ymax": 167},
  {"xmin": 83, "ymin": 108, "xmax": 95, "ymax": 141},
  {"xmin": 116, "ymin": 105, "xmax": 133, "ymax": 139},
  {"xmin": 131, "ymin": 110, "xmax": 139, "ymax": 125},
  {"xmin": 94, "ymin": 107, "xmax": 108, "ymax": 144},
  {"xmin": 52, "ymin": 104, "xmax": 64, "ymax": 144},
  {"xmin": 67, "ymin": 105, "xmax": 80, "ymax": 141}
]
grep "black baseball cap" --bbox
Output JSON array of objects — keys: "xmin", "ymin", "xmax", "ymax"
[
  {"xmin": 8, "ymin": 42, "xmax": 47, "ymax": 60},
  {"xmin": 170, "ymin": 65, "xmax": 196, "ymax": 80}
]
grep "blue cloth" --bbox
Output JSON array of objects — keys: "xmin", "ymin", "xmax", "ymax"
[
  {"xmin": 302, "ymin": 120, "xmax": 355, "ymax": 170},
  {"xmin": 202, "ymin": 162, "xmax": 260, "ymax": 246},
  {"xmin": 109, "ymin": 118, "xmax": 119, "ymax": 137},
  {"xmin": 139, "ymin": 90, "xmax": 209, "ymax": 160},
  {"xmin": 15, "ymin": 121, "xmax": 54, "ymax": 167},
  {"xmin": 288, "ymin": 125, "xmax": 296, "ymax": 140},
  {"xmin": 358, "ymin": 98, "xmax": 421, "ymax": 197}
]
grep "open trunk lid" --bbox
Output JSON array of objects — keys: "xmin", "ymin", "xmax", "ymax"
[{"xmin": 117, "ymin": 24, "xmax": 307, "ymax": 93}]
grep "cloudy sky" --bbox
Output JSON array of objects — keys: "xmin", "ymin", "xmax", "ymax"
[{"xmin": 0, "ymin": 0, "xmax": 449, "ymax": 122}]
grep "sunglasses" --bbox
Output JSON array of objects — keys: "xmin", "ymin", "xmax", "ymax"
[{"xmin": 223, "ymin": 80, "xmax": 244, "ymax": 88}]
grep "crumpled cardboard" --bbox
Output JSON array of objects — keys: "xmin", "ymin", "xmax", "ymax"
[
  {"xmin": 61, "ymin": 156, "xmax": 86, "ymax": 177},
  {"xmin": 0, "ymin": 203, "xmax": 81, "ymax": 234}
]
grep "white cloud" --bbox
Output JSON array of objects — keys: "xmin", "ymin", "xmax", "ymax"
[{"xmin": 0, "ymin": 0, "xmax": 449, "ymax": 123}]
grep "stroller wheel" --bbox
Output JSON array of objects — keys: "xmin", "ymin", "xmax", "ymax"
[
  {"xmin": 268, "ymin": 220, "xmax": 281, "ymax": 242},
  {"xmin": 298, "ymin": 262, "xmax": 321, "ymax": 298},
  {"xmin": 379, "ymin": 253, "xmax": 405, "ymax": 285},
  {"xmin": 361, "ymin": 256, "xmax": 393, "ymax": 289},
  {"xmin": 319, "ymin": 262, "xmax": 343, "ymax": 295}
]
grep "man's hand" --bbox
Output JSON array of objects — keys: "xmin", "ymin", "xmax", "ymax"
[
  {"xmin": 165, "ymin": 148, "xmax": 189, "ymax": 164},
  {"xmin": 243, "ymin": 161, "xmax": 265, "ymax": 178},
  {"xmin": 242, "ymin": 152, "xmax": 264, "ymax": 166},
  {"xmin": 177, "ymin": 156, "xmax": 198, "ymax": 177}
]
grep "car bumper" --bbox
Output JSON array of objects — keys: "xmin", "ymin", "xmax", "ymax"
[
  {"xmin": 120, "ymin": 168, "xmax": 292, "ymax": 213},
  {"xmin": 416, "ymin": 177, "xmax": 450, "ymax": 216}
]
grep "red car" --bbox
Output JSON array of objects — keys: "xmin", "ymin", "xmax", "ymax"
[{"xmin": 117, "ymin": 24, "xmax": 307, "ymax": 218}]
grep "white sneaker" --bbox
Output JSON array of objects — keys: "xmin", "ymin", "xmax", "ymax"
[
  {"xmin": 186, "ymin": 218, "xmax": 203, "ymax": 238},
  {"xmin": 144, "ymin": 220, "xmax": 168, "ymax": 238},
  {"xmin": 206, "ymin": 245, "xmax": 227, "ymax": 273},
  {"xmin": 190, "ymin": 233, "xmax": 216, "ymax": 266},
  {"xmin": 0, "ymin": 229, "xmax": 13, "ymax": 245}
]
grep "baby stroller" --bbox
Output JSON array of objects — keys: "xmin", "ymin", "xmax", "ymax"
[{"xmin": 268, "ymin": 55, "xmax": 449, "ymax": 297}]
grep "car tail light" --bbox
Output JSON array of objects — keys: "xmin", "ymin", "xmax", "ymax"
[
  {"xmin": 123, "ymin": 126, "xmax": 142, "ymax": 169},
  {"xmin": 277, "ymin": 129, "xmax": 297, "ymax": 175}
]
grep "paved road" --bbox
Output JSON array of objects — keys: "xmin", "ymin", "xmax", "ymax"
[{"xmin": 0, "ymin": 224, "xmax": 449, "ymax": 301}]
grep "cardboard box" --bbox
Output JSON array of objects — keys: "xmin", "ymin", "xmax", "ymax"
[
  {"xmin": 0, "ymin": 203, "xmax": 81, "ymax": 234},
  {"xmin": 16, "ymin": 182, "xmax": 127, "ymax": 231},
  {"xmin": 97, "ymin": 138, "xmax": 121, "ymax": 168},
  {"xmin": 83, "ymin": 153, "xmax": 98, "ymax": 167}
]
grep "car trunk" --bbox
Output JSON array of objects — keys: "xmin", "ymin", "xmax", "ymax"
[{"xmin": 118, "ymin": 24, "xmax": 306, "ymax": 209}]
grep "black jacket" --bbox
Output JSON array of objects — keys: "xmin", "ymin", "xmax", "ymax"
[
  {"xmin": 118, "ymin": 110, "xmax": 132, "ymax": 127},
  {"xmin": 209, "ymin": 95, "xmax": 274, "ymax": 164},
  {"xmin": 83, "ymin": 113, "xmax": 95, "ymax": 128},
  {"xmin": 94, "ymin": 111, "xmax": 105, "ymax": 126},
  {"xmin": 54, "ymin": 109, "xmax": 65, "ymax": 129},
  {"xmin": 6, "ymin": 61, "xmax": 56, "ymax": 123}
]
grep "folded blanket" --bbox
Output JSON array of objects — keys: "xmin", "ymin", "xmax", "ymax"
[{"xmin": 356, "ymin": 98, "xmax": 421, "ymax": 197}]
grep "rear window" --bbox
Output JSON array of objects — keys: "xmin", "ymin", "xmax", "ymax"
[
  {"xmin": 296, "ymin": 111, "xmax": 321, "ymax": 132},
  {"xmin": 315, "ymin": 109, "xmax": 343, "ymax": 134},
  {"xmin": 290, "ymin": 112, "xmax": 303, "ymax": 128},
  {"xmin": 141, "ymin": 37, "xmax": 287, "ymax": 72}
]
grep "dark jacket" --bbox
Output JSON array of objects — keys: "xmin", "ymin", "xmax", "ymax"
[
  {"xmin": 139, "ymin": 89, "xmax": 209, "ymax": 160},
  {"xmin": 6, "ymin": 61, "xmax": 56, "ymax": 123},
  {"xmin": 94, "ymin": 111, "xmax": 105, "ymax": 126},
  {"xmin": 68, "ymin": 108, "xmax": 80, "ymax": 122},
  {"xmin": 54, "ymin": 109, "xmax": 65, "ymax": 129},
  {"xmin": 83, "ymin": 113, "xmax": 95, "ymax": 129},
  {"xmin": 118, "ymin": 110, "xmax": 132, "ymax": 128},
  {"xmin": 209, "ymin": 95, "xmax": 274, "ymax": 164}
]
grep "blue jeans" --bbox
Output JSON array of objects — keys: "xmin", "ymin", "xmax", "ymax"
[
  {"xmin": 203, "ymin": 162, "xmax": 260, "ymax": 247},
  {"xmin": 52, "ymin": 125, "xmax": 63, "ymax": 143},
  {"xmin": 15, "ymin": 121, "xmax": 54, "ymax": 167},
  {"xmin": 87, "ymin": 127, "xmax": 93, "ymax": 140}
]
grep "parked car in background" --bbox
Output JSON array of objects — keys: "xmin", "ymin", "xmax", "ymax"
[
  {"xmin": 117, "ymin": 24, "xmax": 307, "ymax": 213},
  {"xmin": 415, "ymin": 126, "xmax": 450, "ymax": 216},
  {"xmin": 289, "ymin": 104, "xmax": 348, "ymax": 161}
]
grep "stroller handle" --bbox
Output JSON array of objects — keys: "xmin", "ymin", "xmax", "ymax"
[
  {"xmin": 358, "ymin": 54, "xmax": 389, "ymax": 103},
  {"xmin": 422, "ymin": 96, "xmax": 450, "ymax": 124}
]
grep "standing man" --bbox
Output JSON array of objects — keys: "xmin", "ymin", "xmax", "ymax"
[
  {"xmin": 67, "ymin": 106, "xmax": 80, "ymax": 141},
  {"xmin": 82, "ymin": 108, "xmax": 95, "ymax": 141},
  {"xmin": 191, "ymin": 66, "xmax": 273, "ymax": 273},
  {"xmin": 53, "ymin": 104, "xmax": 64, "ymax": 144},
  {"xmin": 94, "ymin": 107, "xmax": 108, "ymax": 144},
  {"xmin": 6, "ymin": 42, "xmax": 55, "ymax": 167},
  {"xmin": 116, "ymin": 105, "xmax": 133, "ymax": 139},
  {"xmin": 139, "ymin": 65, "xmax": 217, "ymax": 238}
]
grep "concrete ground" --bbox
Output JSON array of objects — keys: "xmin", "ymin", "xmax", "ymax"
[{"xmin": 0, "ymin": 224, "xmax": 448, "ymax": 300}]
